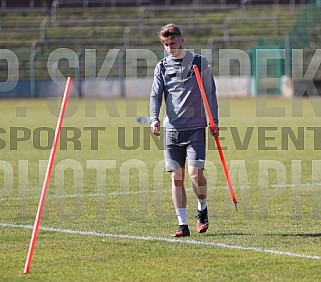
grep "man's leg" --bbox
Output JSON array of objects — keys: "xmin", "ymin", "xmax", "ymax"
[
  {"xmin": 188, "ymin": 166, "xmax": 207, "ymax": 203},
  {"xmin": 164, "ymin": 129, "xmax": 190, "ymax": 237},
  {"xmin": 188, "ymin": 166, "xmax": 209, "ymax": 233},
  {"xmin": 171, "ymin": 168, "xmax": 190, "ymax": 237}
]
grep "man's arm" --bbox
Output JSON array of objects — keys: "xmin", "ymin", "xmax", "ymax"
[
  {"xmin": 201, "ymin": 58, "xmax": 219, "ymax": 135},
  {"xmin": 150, "ymin": 65, "xmax": 164, "ymax": 136}
]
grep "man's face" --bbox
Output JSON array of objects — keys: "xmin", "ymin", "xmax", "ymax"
[{"xmin": 162, "ymin": 37, "xmax": 184, "ymax": 58}]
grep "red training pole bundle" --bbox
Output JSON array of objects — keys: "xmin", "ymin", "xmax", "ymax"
[
  {"xmin": 193, "ymin": 66, "xmax": 238, "ymax": 211},
  {"xmin": 23, "ymin": 77, "xmax": 72, "ymax": 274}
]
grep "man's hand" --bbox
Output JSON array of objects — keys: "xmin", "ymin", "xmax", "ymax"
[
  {"xmin": 150, "ymin": 120, "xmax": 161, "ymax": 136},
  {"xmin": 210, "ymin": 125, "xmax": 219, "ymax": 137}
]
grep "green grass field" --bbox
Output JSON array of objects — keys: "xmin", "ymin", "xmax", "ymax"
[{"xmin": 1, "ymin": 97, "xmax": 321, "ymax": 281}]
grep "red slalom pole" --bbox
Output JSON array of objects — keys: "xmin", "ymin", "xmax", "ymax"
[
  {"xmin": 193, "ymin": 66, "xmax": 238, "ymax": 211},
  {"xmin": 23, "ymin": 77, "xmax": 72, "ymax": 274}
]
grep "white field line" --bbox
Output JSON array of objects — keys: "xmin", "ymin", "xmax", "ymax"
[
  {"xmin": 1, "ymin": 223, "xmax": 321, "ymax": 261},
  {"xmin": 1, "ymin": 182, "xmax": 321, "ymax": 202}
]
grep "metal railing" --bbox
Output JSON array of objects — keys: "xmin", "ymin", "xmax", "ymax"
[
  {"xmin": 0, "ymin": 0, "xmax": 311, "ymax": 10},
  {"xmin": 123, "ymin": 24, "xmax": 226, "ymax": 47}
]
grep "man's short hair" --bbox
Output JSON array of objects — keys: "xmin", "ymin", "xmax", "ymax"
[{"xmin": 158, "ymin": 23, "xmax": 182, "ymax": 42}]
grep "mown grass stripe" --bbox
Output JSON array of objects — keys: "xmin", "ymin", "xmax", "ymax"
[{"xmin": 1, "ymin": 182, "xmax": 321, "ymax": 202}]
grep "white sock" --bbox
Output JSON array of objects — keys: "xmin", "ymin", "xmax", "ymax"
[
  {"xmin": 197, "ymin": 198, "xmax": 207, "ymax": 211},
  {"xmin": 175, "ymin": 208, "xmax": 188, "ymax": 225}
]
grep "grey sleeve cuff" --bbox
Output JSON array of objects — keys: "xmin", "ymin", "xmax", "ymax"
[{"xmin": 149, "ymin": 117, "xmax": 160, "ymax": 124}]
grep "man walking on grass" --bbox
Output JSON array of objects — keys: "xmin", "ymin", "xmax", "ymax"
[{"xmin": 149, "ymin": 23, "xmax": 219, "ymax": 237}]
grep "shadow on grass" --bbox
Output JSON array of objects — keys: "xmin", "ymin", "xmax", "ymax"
[
  {"xmin": 205, "ymin": 232, "xmax": 254, "ymax": 237},
  {"xmin": 272, "ymin": 233, "xmax": 321, "ymax": 238},
  {"xmin": 205, "ymin": 233, "xmax": 321, "ymax": 238}
]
